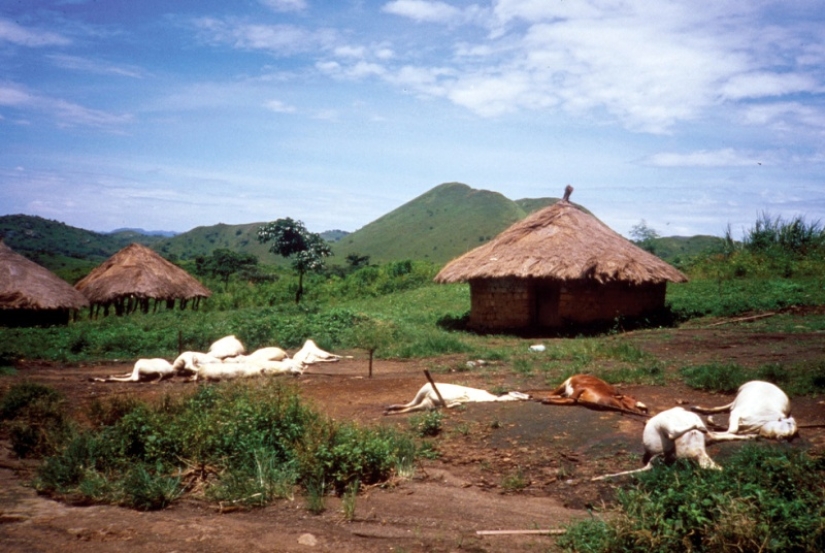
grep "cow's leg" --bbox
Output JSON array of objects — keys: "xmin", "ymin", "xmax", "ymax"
[{"xmin": 540, "ymin": 397, "xmax": 578, "ymax": 406}]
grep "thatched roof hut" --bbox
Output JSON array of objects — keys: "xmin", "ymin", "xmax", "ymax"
[
  {"xmin": 75, "ymin": 243, "xmax": 211, "ymax": 316},
  {"xmin": 435, "ymin": 187, "xmax": 687, "ymax": 331},
  {"xmin": 0, "ymin": 241, "xmax": 89, "ymax": 326}
]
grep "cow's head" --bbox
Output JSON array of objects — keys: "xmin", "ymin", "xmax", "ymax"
[
  {"xmin": 617, "ymin": 394, "xmax": 648, "ymax": 415},
  {"xmin": 760, "ymin": 417, "xmax": 798, "ymax": 440}
]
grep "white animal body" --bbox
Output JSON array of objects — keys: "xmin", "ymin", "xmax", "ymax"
[
  {"xmin": 207, "ymin": 335, "xmax": 246, "ymax": 359},
  {"xmin": 172, "ymin": 351, "xmax": 222, "ymax": 377},
  {"xmin": 384, "ymin": 383, "xmax": 531, "ymax": 415},
  {"xmin": 92, "ymin": 358, "xmax": 175, "ymax": 383},
  {"xmin": 193, "ymin": 360, "xmax": 264, "ymax": 382},
  {"xmin": 692, "ymin": 381, "xmax": 797, "ymax": 440},
  {"xmin": 593, "ymin": 407, "xmax": 723, "ymax": 480},
  {"xmin": 292, "ymin": 339, "xmax": 347, "ymax": 365},
  {"xmin": 258, "ymin": 358, "xmax": 305, "ymax": 376},
  {"xmin": 246, "ymin": 347, "xmax": 289, "ymax": 362},
  {"xmin": 223, "ymin": 347, "xmax": 290, "ymax": 364}
]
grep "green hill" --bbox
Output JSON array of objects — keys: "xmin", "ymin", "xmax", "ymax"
[
  {"xmin": 0, "ymin": 214, "xmax": 172, "ymax": 282},
  {"xmin": 2, "ymin": 183, "xmax": 717, "ymax": 277},
  {"xmin": 646, "ymin": 235, "xmax": 726, "ymax": 265},
  {"xmin": 331, "ymin": 182, "xmax": 562, "ymax": 265},
  {"xmin": 153, "ymin": 223, "xmax": 274, "ymax": 261}
]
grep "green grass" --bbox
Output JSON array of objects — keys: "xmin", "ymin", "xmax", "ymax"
[
  {"xmin": 15, "ymin": 380, "xmax": 422, "ymax": 511},
  {"xmin": 558, "ymin": 445, "xmax": 825, "ymax": 553},
  {"xmin": 680, "ymin": 360, "xmax": 825, "ymax": 396}
]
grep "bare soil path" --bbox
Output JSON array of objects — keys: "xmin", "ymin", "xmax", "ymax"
[{"xmin": 1, "ymin": 324, "xmax": 824, "ymax": 552}]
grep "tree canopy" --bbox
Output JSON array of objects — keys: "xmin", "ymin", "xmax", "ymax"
[{"xmin": 258, "ymin": 218, "xmax": 332, "ymax": 303}]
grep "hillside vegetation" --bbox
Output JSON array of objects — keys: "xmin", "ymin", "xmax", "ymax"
[
  {"xmin": 1, "ymin": 182, "xmax": 566, "ymax": 272},
  {"xmin": 332, "ymin": 182, "xmax": 560, "ymax": 265}
]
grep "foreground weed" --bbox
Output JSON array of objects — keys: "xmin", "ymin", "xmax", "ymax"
[
  {"xmin": 679, "ymin": 362, "xmax": 749, "ymax": 393},
  {"xmin": 501, "ymin": 467, "xmax": 529, "ymax": 492},
  {"xmin": 305, "ymin": 477, "xmax": 327, "ymax": 514},
  {"xmin": 341, "ymin": 478, "xmax": 359, "ymax": 521},
  {"xmin": 34, "ymin": 381, "xmax": 422, "ymax": 510},
  {"xmin": 409, "ymin": 411, "xmax": 443, "ymax": 437},
  {"xmin": 0, "ymin": 382, "xmax": 72, "ymax": 458},
  {"xmin": 560, "ymin": 445, "xmax": 825, "ymax": 552}
]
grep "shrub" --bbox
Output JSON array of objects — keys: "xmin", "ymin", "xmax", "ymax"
[
  {"xmin": 33, "ymin": 381, "xmax": 421, "ymax": 510},
  {"xmin": 679, "ymin": 363, "xmax": 749, "ymax": 393},
  {"xmin": 559, "ymin": 445, "xmax": 825, "ymax": 552},
  {"xmin": 0, "ymin": 382, "xmax": 72, "ymax": 458},
  {"xmin": 409, "ymin": 410, "xmax": 443, "ymax": 437}
]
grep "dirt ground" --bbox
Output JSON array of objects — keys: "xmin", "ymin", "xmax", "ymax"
[{"xmin": 1, "ymin": 323, "xmax": 824, "ymax": 553}]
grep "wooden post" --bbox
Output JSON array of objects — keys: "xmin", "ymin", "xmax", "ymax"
[
  {"xmin": 368, "ymin": 349, "xmax": 374, "ymax": 378},
  {"xmin": 423, "ymin": 370, "xmax": 447, "ymax": 408}
]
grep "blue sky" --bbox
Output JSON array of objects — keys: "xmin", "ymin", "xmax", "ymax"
[{"xmin": 1, "ymin": 1, "xmax": 823, "ymax": 239}]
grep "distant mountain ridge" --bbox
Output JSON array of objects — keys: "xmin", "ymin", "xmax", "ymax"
[
  {"xmin": 0, "ymin": 183, "xmax": 722, "ymax": 276},
  {"xmin": 331, "ymin": 182, "xmax": 563, "ymax": 264},
  {"xmin": 108, "ymin": 228, "xmax": 178, "ymax": 237}
]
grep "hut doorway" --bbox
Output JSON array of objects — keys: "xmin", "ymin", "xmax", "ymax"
[{"xmin": 534, "ymin": 280, "xmax": 561, "ymax": 327}]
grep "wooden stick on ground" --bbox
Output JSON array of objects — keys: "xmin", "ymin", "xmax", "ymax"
[
  {"xmin": 423, "ymin": 369, "xmax": 447, "ymax": 408},
  {"xmin": 476, "ymin": 529, "xmax": 566, "ymax": 536},
  {"xmin": 706, "ymin": 312, "xmax": 775, "ymax": 327}
]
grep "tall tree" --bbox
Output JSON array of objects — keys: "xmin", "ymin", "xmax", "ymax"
[
  {"xmin": 257, "ymin": 218, "xmax": 332, "ymax": 303},
  {"xmin": 195, "ymin": 248, "xmax": 258, "ymax": 289},
  {"xmin": 630, "ymin": 220, "xmax": 660, "ymax": 254}
]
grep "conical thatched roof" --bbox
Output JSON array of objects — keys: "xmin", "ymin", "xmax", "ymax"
[
  {"xmin": 435, "ymin": 198, "xmax": 687, "ymax": 285},
  {"xmin": 0, "ymin": 241, "xmax": 89, "ymax": 310},
  {"xmin": 75, "ymin": 243, "xmax": 211, "ymax": 305}
]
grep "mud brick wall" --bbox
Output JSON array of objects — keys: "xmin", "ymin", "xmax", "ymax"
[
  {"xmin": 468, "ymin": 277, "xmax": 534, "ymax": 329},
  {"xmin": 558, "ymin": 280, "xmax": 667, "ymax": 323},
  {"xmin": 468, "ymin": 277, "xmax": 667, "ymax": 330}
]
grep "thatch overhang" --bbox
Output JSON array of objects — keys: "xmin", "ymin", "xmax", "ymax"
[
  {"xmin": 0, "ymin": 241, "xmax": 89, "ymax": 311},
  {"xmin": 434, "ymin": 199, "xmax": 687, "ymax": 285},
  {"xmin": 75, "ymin": 243, "xmax": 211, "ymax": 309}
]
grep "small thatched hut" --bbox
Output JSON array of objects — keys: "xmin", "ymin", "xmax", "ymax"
[
  {"xmin": 434, "ymin": 187, "xmax": 687, "ymax": 331},
  {"xmin": 75, "ymin": 243, "xmax": 211, "ymax": 316},
  {"xmin": 0, "ymin": 241, "xmax": 89, "ymax": 326}
]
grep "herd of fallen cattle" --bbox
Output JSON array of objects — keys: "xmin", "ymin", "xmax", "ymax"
[{"xmin": 92, "ymin": 335, "xmax": 808, "ymax": 480}]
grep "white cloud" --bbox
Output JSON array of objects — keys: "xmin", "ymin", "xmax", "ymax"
[
  {"xmin": 644, "ymin": 149, "xmax": 758, "ymax": 168},
  {"xmin": 48, "ymin": 54, "xmax": 145, "ymax": 78},
  {"xmin": 264, "ymin": 99, "xmax": 296, "ymax": 113},
  {"xmin": 259, "ymin": 0, "xmax": 307, "ymax": 12},
  {"xmin": 334, "ymin": 45, "xmax": 366, "ymax": 58},
  {"xmin": 0, "ymin": 18, "xmax": 70, "ymax": 47},
  {"xmin": 740, "ymin": 101, "xmax": 825, "ymax": 131},
  {"xmin": 193, "ymin": 17, "xmax": 335, "ymax": 55},
  {"xmin": 720, "ymin": 72, "xmax": 819, "ymax": 100},
  {"xmin": 0, "ymin": 83, "xmax": 131, "ymax": 128},
  {"xmin": 382, "ymin": 1, "xmax": 463, "ymax": 24}
]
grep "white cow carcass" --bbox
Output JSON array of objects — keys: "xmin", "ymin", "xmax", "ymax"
[
  {"xmin": 593, "ymin": 407, "xmax": 725, "ymax": 481},
  {"xmin": 92, "ymin": 358, "xmax": 175, "ymax": 383},
  {"xmin": 257, "ymin": 358, "xmax": 305, "ymax": 376},
  {"xmin": 207, "ymin": 335, "xmax": 246, "ymax": 360},
  {"xmin": 692, "ymin": 381, "xmax": 797, "ymax": 440},
  {"xmin": 193, "ymin": 360, "xmax": 264, "ymax": 382},
  {"xmin": 172, "ymin": 351, "xmax": 222, "ymax": 379},
  {"xmin": 384, "ymin": 382, "xmax": 531, "ymax": 415},
  {"xmin": 292, "ymin": 339, "xmax": 348, "ymax": 365}
]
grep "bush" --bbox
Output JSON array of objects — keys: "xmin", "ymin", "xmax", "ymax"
[
  {"xmin": 559, "ymin": 445, "xmax": 825, "ymax": 552},
  {"xmin": 0, "ymin": 382, "xmax": 72, "ymax": 458},
  {"xmin": 679, "ymin": 363, "xmax": 749, "ymax": 393},
  {"xmin": 33, "ymin": 381, "xmax": 422, "ymax": 510}
]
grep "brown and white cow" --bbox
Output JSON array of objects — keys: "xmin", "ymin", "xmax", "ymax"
[{"xmin": 540, "ymin": 374, "xmax": 648, "ymax": 415}]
